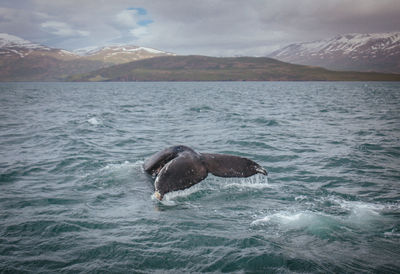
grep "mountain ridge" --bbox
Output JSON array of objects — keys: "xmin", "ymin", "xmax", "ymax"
[
  {"xmin": 68, "ymin": 55, "xmax": 400, "ymax": 82},
  {"xmin": 0, "ymin": 33, "xmax": 174, "ymax": 81},
  {"xmin": 74, "ymin": 45, "xmax": 175, "ymax": 64},
  {"xmin": 0, "ymin": 33, "xmax": 78, "ymax": 60},
  {"xmin": 1, "ymin": 32, "xmax": 400, "ymax": 81},
  {"xmin": 268, "ymin": 32, "xmax": 400, "ymax": 73}
]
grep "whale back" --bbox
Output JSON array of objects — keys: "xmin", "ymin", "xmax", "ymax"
[{"xmin": 201, "ymin": 153, "xmax": 267, "ymax": 178}]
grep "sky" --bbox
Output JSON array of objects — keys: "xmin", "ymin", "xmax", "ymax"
[{"xmin": 1, "ymin": 0, "xmax": 400, "ymax": 56}]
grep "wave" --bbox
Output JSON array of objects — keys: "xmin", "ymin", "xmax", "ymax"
[
  {"xmin": 384, "ymin": 230, "xmax": 400, "ymax": 238},
  {"xmin": 100, "ymin": 160, "xmax": 143, "ymax": 172},
  {"xmin": 251, "ymin": 118, "xmax": 280, "ymax": 126},
  {"xmin": 318, "ymin": 196, "xmax": 397, "ymax": 218},
  {"xmin": 189, "ymin": 106, "xmax": 213, "ymax": 113},
  {"xmin": 251, "ymin": 211, "xmax": 326, "ymax": 228},
  {"xmin": 87, "ymin": 117, "xmax": 101, "ymax": 125},
  {"xmin": 251, "ymin": 196, "xmax": 398, "ymax": 237}
]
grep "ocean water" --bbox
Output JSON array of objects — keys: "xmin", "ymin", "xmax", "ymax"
[{"xmin": 1, "ymin": 81, "xmax": 399, "ymax": 273}]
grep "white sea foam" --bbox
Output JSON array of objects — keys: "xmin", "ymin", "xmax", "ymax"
[
  {"xmin": 101, "ymin": 160, "xmax": 129, "ymax": 171},
  {"xmin": 315, "ymin": 195, "xmax": 387, "ymax": 216},
  {"xmin": 251, "ymin": 211, "xmax": 321, "ymax": 228},
  {"xmin": 251, "ymin": 197, "xmax": 388, "ymax": 230},
  {"xmin": 88, "ymin": 117, "xmax": 100, "ymax": 125},
  {"xmin": 251, "ymin": 215, "xmax": 272, "ymax": 225},
  {"xmin": 342, "ymin": 201, "xmax": 383, "ymax": 215},
  {"xmin": 340, "ymin": 200, "xmax": 384, "ymax": 225},
  {"xmin": 101, "ymin": 160, "xmax": 143, "ymax": 172},
  {"xmin": 151, "ymin": 185, "xmax": 205, "ymax": 206},
  {"xmin": 295, "ymin": 195, "xmax": 308, "ymax": 201},
  {"xmin": 322, "ymin": 196, "xmax": 384, "ymax": 219},
  {"xmin": 151, "ymin": 193, "xmax": 176, "ymax": 206},
  {"xmin": 151, "ymin": 175, "xmax": 272, "ymax": 205},
  {"xmin": 384, "ymin": 230, "xmax": 400, "ymax": 238},
  {"xmin": 223, "ymin": 182, "xmax": 270, "ymax": 190},
  {"xmin": 82, "ymin": 160, "xmax": 143, "ymax": 178},
  {"xmin": 163, "ymin": 184, "xmax": 204, "ymax": 201}
]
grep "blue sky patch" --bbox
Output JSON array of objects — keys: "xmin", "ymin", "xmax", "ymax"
[
  {"xmin": 127, "ymin": 7, "xmax": 147, "ymax": 15},
  {"xmin": 138, "ymin": 19, "xmax": 153, "ymax": 26}
]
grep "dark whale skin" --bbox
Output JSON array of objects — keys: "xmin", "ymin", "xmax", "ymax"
[{"xmin": 144, "ymin": 145, "xmax": 267, "ymax": 200}]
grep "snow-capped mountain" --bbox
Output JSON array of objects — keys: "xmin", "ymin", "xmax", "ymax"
[
  {"xmin": 75, "ymin": 45, "xmax": 175, "ymax": 64},
  {"xmin": 0, "ymin": 33, "xmax": 77, "ymax": 59},
  {"xmin": 269, "ymin": 32, "xmax": 400, "ymax": 73},
  {"xmin": 77, "ymin": 45, "xmax": 170, "ymax": 56},
  {"xmin": 0, "ymin": 33, "xmax": 173, "ymax": 64},
  {"xmin": 0, "ymin": 33, "xmax": 48, "ymax": 50},
  {"xmin": 0, "ymin": 33, "xmax": 175, "ymax": 81}
]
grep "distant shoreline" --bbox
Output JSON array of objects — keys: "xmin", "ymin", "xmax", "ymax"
[
  {"xmin": 1, "ymin": 55, "xmax": 400, "ymax": 82},
  {"xmin": 68, "ymin": 56, "xmax": 400, "ymax": 82}
]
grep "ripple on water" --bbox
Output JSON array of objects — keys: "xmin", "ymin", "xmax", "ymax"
[{"xmin": 1, "ymin": 82, "xmax": 400, "ymax": 273}]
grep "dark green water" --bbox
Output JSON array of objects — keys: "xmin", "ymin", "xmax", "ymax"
[{"xmin": 1, "ymin": 82, "xmax": 399, "ymax": 273}]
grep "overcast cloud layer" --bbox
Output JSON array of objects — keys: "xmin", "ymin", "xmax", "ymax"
[{"xmin": 1, "ymin": 0, "xmax": 400, "ymax": 56}]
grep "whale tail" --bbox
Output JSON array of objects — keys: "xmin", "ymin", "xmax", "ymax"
[
  {"xmin": 200, "ymin": 153, "xmax": 267, "ymax": 178},
  {"xmin": 144, "ymin": 146, "xmax": 268, "ymax": 201},
  {"xmin": 153, "ymin": 151, "xmax": 208, "ymax": 200}
]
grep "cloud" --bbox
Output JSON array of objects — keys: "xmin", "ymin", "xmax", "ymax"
[
  {"xmin": 113, "ymin": 7, "xmax": 153, "ymax": 42},
  {"xmin": 115, "ymin": 9, "xmax": 139, "ymax": 28},
  {"xmin": 130, "ymin": 26, "xmax": 148, "ymax": 38},
  {"xmin": 1, "ymin": 0, "xmax": 400, "ymax": 54},
  {"xmin": 41, "ymin": 21, "xmax": 89, "ymax": 37},
  {"xmin": 136, "ymin": 0, "xmax": 400, "ymax": 55}
]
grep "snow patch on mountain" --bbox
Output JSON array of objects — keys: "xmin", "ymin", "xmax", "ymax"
[
  {"xmin": 74, "ymin": 45, "xmax": 174, "ymax": 57},
  {"xmin": 72, "ymin": 44, "xmax": 175, "ymax": 64},
  {"xmin": 269, "ymin": 32, "xmax": 400, "ymax": 73},
  {"xmin": 0, "ymin": 33, "xmax": 172, "ymax": 63},
  {"xmin": 0, "ymin": 33, "xmax": 50, "ymax": 51},
  {"xmin": 0, "ymin": 33, "xmax": 80, "ymax": 59},
  {"xmin": 272, "ymin": 32, "xmax": 400, "ymax": 57}
]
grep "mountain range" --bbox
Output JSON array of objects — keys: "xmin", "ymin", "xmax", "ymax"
[
  {"xmin": 0, "ymin": 33, "xmax": 173, "ymax": 81},
  {"xmin": 268, "ymin": 32, "xmax": 400, "ymax": 73},
  {"xmin": 0, "ymin": 32, "xmax": 399, "ymax": 81}
]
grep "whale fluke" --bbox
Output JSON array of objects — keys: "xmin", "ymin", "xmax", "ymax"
[
  {"xmin": 201, "ymin": 153, "xmax": 267, "ymax": 177},
  {"xmin": 144, "ymin": 145, "xmax": 268, "ymax": 200}
]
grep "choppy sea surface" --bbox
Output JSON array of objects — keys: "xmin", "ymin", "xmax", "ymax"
[{"xmin": 1, "ymin": 82, "xmax": 400, "ymax": 273}]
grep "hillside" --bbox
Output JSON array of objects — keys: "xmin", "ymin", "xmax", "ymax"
[
  {"xmin": 69, "ymin": 55, "xmax": 400, "ymax": 82},
  {"xmin": 0, "ymin": 54, "xmax": 107, "ymax": 82},
  {"xmin": 269, "ymin": 32, "xmax": 400, "ymax": 73}
]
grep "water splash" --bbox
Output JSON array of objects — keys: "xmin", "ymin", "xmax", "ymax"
[
  {"xmin": 100, "ymin": 160, "xmax": 143, "ymax": 172},
  {"xmin": 251, "ymin": 211, "xmax": 323, "ymax": 228},
  {"xmin": 153, "ymin": 183, "xmax": 206, "ymax": 206},
  {"xmin": 221, "ymin": 174, "xmax": 271, "ymax": 190}
]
